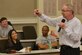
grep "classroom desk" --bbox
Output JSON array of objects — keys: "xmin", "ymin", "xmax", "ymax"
[
  {"xmin": 0, "ymin": 49, "xmax": 60, "ymax": 55},
  {"xmin": 0, "ymin": 46, "xmax": 82, "ymax": 55},
  {"xmin": 0, "ymin": 38, "xmax": 36, "ymax": 43},
  {"xmin": 15, "ymin": 49, "xmax": 60, "ymax": 55},
  {"xmin": 0, "ymin": 38, "xmax": 8, "ymax": 40},
  {"xmin": 20, "ymin": 39, "xmax": 36, "ymax": 43},
  {"xmin": 0, "ymin": 48, "xmax": 82, "ymax": 55}
]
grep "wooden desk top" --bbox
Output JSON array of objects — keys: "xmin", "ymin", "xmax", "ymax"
[
  {"xmin": 20, "ymin": 39, "xmax": 36, "ymax": 42},
  {"xmin": 15, "ymin": 49, "xmax": 60, "ymax": 55}
]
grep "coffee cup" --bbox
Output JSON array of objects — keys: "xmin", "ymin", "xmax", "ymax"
[{"xmin": 25, "ymin": 46, "xmax": 31, "ymax": 52}]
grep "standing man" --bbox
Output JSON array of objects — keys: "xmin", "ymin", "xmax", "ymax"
[{"xmin": 34, "ymin": 4, "xmax": 81, "ymax": 55}]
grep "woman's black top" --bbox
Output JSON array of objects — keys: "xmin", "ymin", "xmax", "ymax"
[{"xmin": 6, "ymin": 39, "xmax": 23, "ymax": 51}]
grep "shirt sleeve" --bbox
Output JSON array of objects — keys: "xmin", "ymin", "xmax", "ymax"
[
  {"xmin": 36, "ymin": 37, "xmax": 42, "ymax": 44},
  {"xmin": 17, "ymin": 40, "xmax": 23, "ymax": 50},
  {"xmin": 9, "ymin": 25, "xmax": 13, "ymax": 30},
  {"xmin": 39, "ymin": 14, "xmax": 62, "ymax": 27}
]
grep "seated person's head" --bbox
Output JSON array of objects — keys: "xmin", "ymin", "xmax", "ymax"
[
  {"xmin": 0, "ymin": 17, "xmax": 8, "ymax": 28},
  {"xmin": 8, "ymin": 29, "xmax": 18, "ymax": 41},
  {"xmin": 42, "ymin": 25, "xmax": 49, "ymax": 37}
]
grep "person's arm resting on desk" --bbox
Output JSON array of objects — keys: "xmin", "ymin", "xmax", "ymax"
[
  {"xmin": 51, "ymin": 42, "xmax": 58, "ymax": 47},
  {"xmin": 37, "ymin": 43, "xmax": 49, "ymax": 49}
]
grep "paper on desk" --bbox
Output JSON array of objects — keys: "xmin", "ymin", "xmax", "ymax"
[{"xmin": 17, "ymin": 48, "xmax": 26, "ymax": 53}]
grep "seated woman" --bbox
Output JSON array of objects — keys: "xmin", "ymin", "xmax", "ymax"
[{"xmin": 6, "ymin": 29, "xmax": 23, "ymax": 53}]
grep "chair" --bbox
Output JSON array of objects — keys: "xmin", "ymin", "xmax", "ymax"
[
  {"xmin": 22, "ymin": 26, "xmax": 38, "ymax": 50},
  {"xmin": 8, "ymin": 21, "xmax": 14, "ymax": 29},
  {"xmin": 22, "ymin": 26, "xmax": 37, "ymax": 39},
  {"xmin": 0, "ymin": 39, "xmax": 8, "ymax": 52},
  {"xmin": 8, "ymin": 21, "xmax": 13, "ymax": 26}
]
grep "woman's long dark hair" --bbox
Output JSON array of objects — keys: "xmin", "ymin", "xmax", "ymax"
[{"xmin": 8, "ymin": 29, "xmax": 17, "ymax": 42}]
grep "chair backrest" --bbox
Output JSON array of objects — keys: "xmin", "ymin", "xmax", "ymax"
[
  {"xmin": 8, "ymin": 21, "xmax": 12, "ymax": 26},
  {"xmin": 22, "ymin": 26, "xmax": 37, "ymax": 39},
  {"xmin": 8, "ymin": 21, "xmax": 14, "ymax": 29},
  {"xmin": 0, "ymin": 39, "xmax": 8, "ymax": 51}
]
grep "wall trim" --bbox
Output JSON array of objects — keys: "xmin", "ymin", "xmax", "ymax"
[{"xmin": 8, "ymin": 18, "xmax": 38, "ymax": 24}]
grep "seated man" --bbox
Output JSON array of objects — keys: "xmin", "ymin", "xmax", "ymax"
[
  {"xmin": 0, "ymin": 17, "xmax": 13, "ymax": 38},
  {"xmin": 36, "ymin": 25, "xmax": 58, "ymax": 49}
]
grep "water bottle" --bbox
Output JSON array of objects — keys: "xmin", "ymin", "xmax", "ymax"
[
  {"xmin": 57, "ymin": 38, "xmax": 59, "ymax": 49},
  {"xmin": 48, "ymin": 40, "xmax": 52, "ymax": 49}
]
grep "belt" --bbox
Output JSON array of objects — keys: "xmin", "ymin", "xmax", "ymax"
[{"xmin": 61, "ymin": 45, "xmax": 79, "ymax": 49}]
